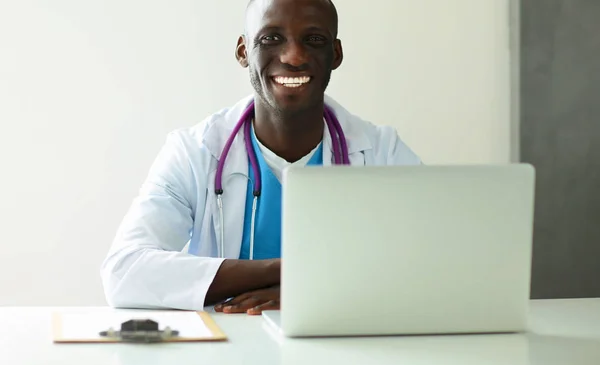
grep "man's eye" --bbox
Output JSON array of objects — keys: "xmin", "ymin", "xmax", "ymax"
[
  {"xmin": 260, "ymin": 35, "xmax": 281, "ymax": 44},
  {"xmin": 307, "ymin": 35, "xmax": 326, "ymax": 43}
]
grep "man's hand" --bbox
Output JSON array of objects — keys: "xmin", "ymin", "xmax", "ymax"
[
  {"xmin": 214, "ymin": 286, "xmax": 280, "ymax": 315},
  {"xmin": 204, "ymin": 259, "xmax": 280, "ymax": 306}
]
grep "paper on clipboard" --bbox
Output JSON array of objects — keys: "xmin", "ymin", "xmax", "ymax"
[{"xmin": 52, "ymin": 309, "xmax": 227, "ymax": 343}]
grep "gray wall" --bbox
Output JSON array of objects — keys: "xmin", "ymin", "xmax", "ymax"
[{"xmin": 521, "ymin": 0, "xmax": 600, "ymax": 299}]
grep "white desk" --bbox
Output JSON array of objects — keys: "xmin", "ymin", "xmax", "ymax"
[{"xmin": 1, "ymin": 299, "xmax": 599, "ymax": 365}]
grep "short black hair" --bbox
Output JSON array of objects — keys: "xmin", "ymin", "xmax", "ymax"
[{"xmin": 245, "ymin": 0, "xmax": 339, "ymax": 37}]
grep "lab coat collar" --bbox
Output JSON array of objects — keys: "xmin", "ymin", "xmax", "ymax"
[{"xmin": 201, "ymin": 94, "xmax": 373, "ymax": 164}]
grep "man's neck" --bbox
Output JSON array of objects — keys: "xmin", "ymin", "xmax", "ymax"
[{"xmin": 253, "ymin": 101, "xmax": 324, "ymax": 163}]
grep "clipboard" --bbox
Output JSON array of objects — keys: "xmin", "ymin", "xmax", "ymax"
[{"xmin": 52, "ymin": 310, "xmax": 227, "ymax": 343}]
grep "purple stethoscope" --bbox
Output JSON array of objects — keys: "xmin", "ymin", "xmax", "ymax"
[{"xmin": 213, "ymin": 101, "xmax": 350, "ymax": 259}]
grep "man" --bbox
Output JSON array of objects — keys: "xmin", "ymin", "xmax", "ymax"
[{"xmin": 101, "ymin": 0, "xmax": 421, "ymax": 315}]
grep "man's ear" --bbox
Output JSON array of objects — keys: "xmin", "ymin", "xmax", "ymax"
[
  {"xmin": 332, "ymin": 39, "xmax": 344, "ymax": 70},
  {"xmin": 236, "ymin": 35, "xmax": 249, "ymax": 68}
]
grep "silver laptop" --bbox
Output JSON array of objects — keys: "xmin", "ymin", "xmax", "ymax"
[{"xmin": 262, "ymin": 165, "xmax": 536, "ymax": 337}]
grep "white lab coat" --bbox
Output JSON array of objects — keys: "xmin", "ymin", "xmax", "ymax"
[{"xmin": 101, "ymin": 94, "xmax": 422, "ymax": 310}]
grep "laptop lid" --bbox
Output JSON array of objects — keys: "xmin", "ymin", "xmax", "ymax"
[{"xmin": 279, "ymin": 165, "xmax": 535, "ymax": 337}]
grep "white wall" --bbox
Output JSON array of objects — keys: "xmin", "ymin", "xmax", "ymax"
[{"xmin": 0, "ymin": 0, "xmax": 512, "ymax": 306}]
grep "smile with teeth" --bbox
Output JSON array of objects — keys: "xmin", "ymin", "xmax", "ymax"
[{"xmin": 273, "ymin": 76, "xmax": 311, "ymax": 88}]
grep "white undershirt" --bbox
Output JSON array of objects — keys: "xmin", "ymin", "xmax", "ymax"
[{"xmin": 252, "ymin": 125, "xmax": 321, "ymax": 182}]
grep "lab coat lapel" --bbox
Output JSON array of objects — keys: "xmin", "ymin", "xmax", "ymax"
[
  {"xmin": 323, "ymin": 132, "xmax": 366, "ymax": 166},
  {"xmin": 322, "ymin": 125, "xmax": 334, "ymax": 166},
  {"xmin": 216, "ymin": 137, "xmax": 248, "ymax": 259},
  {"xmin": 323, "ymin": 96, "xmax": 371, "ymax": 166},
  {"xmin": 202, "ymin": 96, "xmax": 253, "ymax": 259}
]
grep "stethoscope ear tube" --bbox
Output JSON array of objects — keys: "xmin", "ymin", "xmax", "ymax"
[
  {"xmin": 324, "ymin": 106, "xmax": 349, "ymax": 165},
  {"xmin": 214, "ymin": 102, "xmax": 256, "ymax": 194},
  {"xmin": 324, "ymin": 107, "xmax": 342, "ymax": 165},
  {"xmin": 244, "ymin": 113, "xmax": 262, "ymax": 196},
  {"xmin": 217, "ymin": 195, "xmax": 224, "ymax": 258}
]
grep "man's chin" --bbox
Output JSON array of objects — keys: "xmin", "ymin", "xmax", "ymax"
[{"xmin": 268, "ymin": 95, "xmax": 322, "ymax": 116}]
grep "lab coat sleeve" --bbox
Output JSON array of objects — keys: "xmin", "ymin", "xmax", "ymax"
[{"xmin": 101, "ymin": 131, "xmax": 225, "ymax": 310}]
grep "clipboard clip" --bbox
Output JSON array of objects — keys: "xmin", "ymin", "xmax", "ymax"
[{"xmin": 99, "ymin": 319, "xmax": 179, "ymax": 343}]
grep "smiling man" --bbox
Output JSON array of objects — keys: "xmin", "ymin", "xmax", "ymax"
[
  {"xmin": 101, "ymin": 0, "xmax": 421, "ymax": 315},
  {"xmin": 240, "ymin": 0, "xmax": 342, "ymax": 165}
]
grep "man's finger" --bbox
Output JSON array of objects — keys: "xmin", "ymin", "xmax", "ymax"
[
  {"xmin": 214, "ymin": 298, "xmax": 233, "ymax": 312},
  {"xmin": 214, "ymin": 298, "xmax": 236, "ymax": 312},
  {"xmin": 247, "ymin": 300, "xmax": 280, "ymax": 316},
  {"xmin": 214, "ymin": 293, "xmax": 251, "ymax": 312},
  {"xmin": 223, "ymin": 296, "xmax": 266, "ymax": 314}
]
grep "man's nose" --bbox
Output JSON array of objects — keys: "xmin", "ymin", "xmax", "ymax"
[{"xmin": 279, "ymin": 41, "xmax": 309, "ymax": 67}]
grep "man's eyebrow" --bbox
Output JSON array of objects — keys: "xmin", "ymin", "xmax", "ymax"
[
  {"xmin": 254, "ymin": 26, "xmax": 283, "ymax": 36},
  {"xmin": 304, "ymin": 26, "xmax": 332, "ymax": 35}
]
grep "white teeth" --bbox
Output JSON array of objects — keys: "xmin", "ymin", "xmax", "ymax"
[{"xmin": 273, "ymin": 76, "xmax": 311, "ymax": 87}]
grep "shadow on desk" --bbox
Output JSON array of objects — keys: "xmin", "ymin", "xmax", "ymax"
[
  {"xmin": 529, "ymin": 334, "xmax": 600, "ymax": 365},
  {"xmin": 261, "ymin": 319, "xmax": 525, "ymax": 365},
  {"xmin": 278, "ymin": 333, "xmax": 529, "ymax": 365},
  {"xmin": 262, "ymin": 319, "xmax": 600, "ymax": 365}
]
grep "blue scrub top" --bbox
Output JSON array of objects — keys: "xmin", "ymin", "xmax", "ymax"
[{"xmin": 239, "ymin": 132, "xmax": 323, "ymax": 260}]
